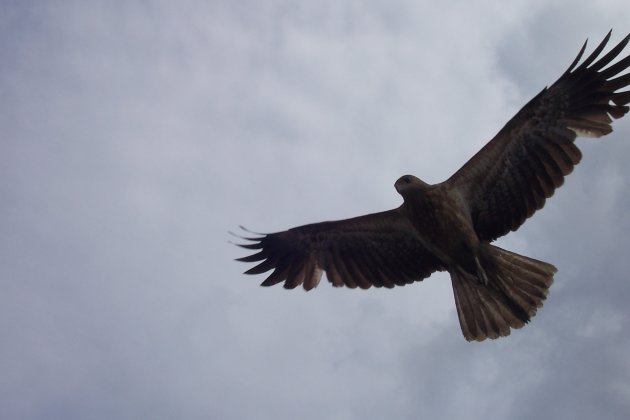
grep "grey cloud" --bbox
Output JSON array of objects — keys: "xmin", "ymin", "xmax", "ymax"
[{"xmin": 1, "ymin": 1, "xmax": 629, "ymax": 419}]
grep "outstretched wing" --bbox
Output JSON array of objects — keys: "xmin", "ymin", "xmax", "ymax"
[
  {"xmin": 235, "ymin": 208, "xmax": 444, "ymax": 290},
  {"xmin": 446, "ymin": 31, "xmax": 630, "ymax": 242}
]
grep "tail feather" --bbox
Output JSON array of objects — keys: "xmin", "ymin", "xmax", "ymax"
[{"xmin": 451, "ymin": 244, "xmax": 556, "ymax": 341}]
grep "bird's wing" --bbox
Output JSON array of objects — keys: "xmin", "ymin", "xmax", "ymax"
[
  {"xmin": 445, "ymin": 31, "xmax": 630, "ymax": 242},
  {"xmin": 234, "ymin": 208, "xmax": 444, "ymax": 290}
]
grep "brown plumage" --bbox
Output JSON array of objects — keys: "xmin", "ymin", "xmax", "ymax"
[{"xmin": 234, "ymin": 32, "xmax": 630, "ymax": 341}]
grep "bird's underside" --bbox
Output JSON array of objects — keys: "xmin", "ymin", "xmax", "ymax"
[{"xmin": 235, "ymin": 31, "xmax": 630, "ymax": 341}]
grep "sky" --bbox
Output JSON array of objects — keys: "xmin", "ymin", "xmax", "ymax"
[{"xmin": 1, "ymin": 1, "xmax": 630, "ymax": 419}]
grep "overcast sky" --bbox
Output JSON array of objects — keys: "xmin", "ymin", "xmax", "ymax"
[{"xmin": 1, "ymin": 1, "xmax": 630, "ymax": 419}]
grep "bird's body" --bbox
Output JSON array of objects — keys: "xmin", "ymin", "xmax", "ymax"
[
  {"xmin": 235, "ymin": 32, "xmax": 630, "ymax": 341},
  {"xmin": 396, "ymin": 177, "xmax": 478, "ymax": 276}
]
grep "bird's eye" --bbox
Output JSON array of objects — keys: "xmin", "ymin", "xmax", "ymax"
[{"xmin": 404, "ymin": 176, "xmax": 411, "ymax": 184}]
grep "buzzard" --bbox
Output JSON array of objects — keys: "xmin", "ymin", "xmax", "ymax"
[{"xmin": 235, "ymin": 32, "xmax": 630, "ymax": 341}]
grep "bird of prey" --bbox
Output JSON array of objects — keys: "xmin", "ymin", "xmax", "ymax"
[{"xmin": 234, "ymin": 32, "xmax": 630, "ymax": 341}]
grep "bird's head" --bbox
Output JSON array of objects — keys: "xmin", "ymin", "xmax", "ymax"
[{"xmin": 394, "ymin": 174, "xmax": 428, "ymax": 195}]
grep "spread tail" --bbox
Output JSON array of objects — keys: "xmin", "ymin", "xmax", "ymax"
[{"xmin": 450, "ymin": 244, "xmax": 556, "ymax": 341}]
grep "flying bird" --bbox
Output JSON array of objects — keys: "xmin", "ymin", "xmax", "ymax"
[{"xmin": 234, "ymin": 32, "xmax": 630, "ymax": 341}]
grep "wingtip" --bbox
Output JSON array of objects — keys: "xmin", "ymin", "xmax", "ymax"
[
  {"xmin": 235, "ymin": 242, "xmax": 263, "ymax": 250},
  {"xmin": 238, "ymin": 225, "xmax": 266, "ymax": 235},
  {"xmin": 563, "ymin": 38, "xmax": 589, "ymax": 75},
  {"xmin": 229, "ymin": 227, "xmax": 266, "ymax": 242},
  {"xmin": 562, "ymin": 30, "xmax": 630, "ymax": 77},
  {"xmin": 235, "ymin": 250, "xmax": 267, "ymax": 263}
]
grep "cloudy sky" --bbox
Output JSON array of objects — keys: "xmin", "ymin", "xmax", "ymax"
[{"xmin": 1, "ymin": 1, "xmax": 630, "ymax": 419}]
